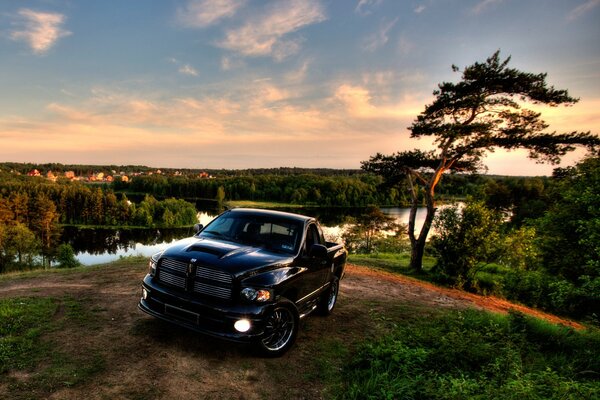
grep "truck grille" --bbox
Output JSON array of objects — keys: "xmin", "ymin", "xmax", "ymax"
[
  {"xmin": 157, "ymin": 257, "xmax": 233, "ymax": 301},
  {"xmin": 157, "ymin": 269, "xmax": 186, "ymax": 289},
  {"xmin": 194, "ymin": 266, "xmax": 233, "ymax": 300},
  {"xmin": 160, "ymin": 258, "xmax": 188, "ymax": 274}
]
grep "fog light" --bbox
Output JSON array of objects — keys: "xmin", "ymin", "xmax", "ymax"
[
  {"xmin": 142, "ymin": 288, "xmax": 148, "ymax": 300},
  {"xmin": 234, "ymin": 319, "xmax": 251, "ymax": 333}
]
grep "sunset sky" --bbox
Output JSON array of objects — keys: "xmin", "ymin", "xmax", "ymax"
[{"xmin": 1, "ymin": 0, "xmax": 598, "ymax": 175}]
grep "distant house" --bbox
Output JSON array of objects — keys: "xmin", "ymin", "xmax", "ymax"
[
  {"xmin": 65, "ymin": 171, "xmax": 75, "ymax": 179},
  {"xmin": 106, "ymin": 175, "xmax": 114, "ymax": 182},
  {"xmin": 199, "ymin": 171, "xmax": 210, "ymax": 178},
  {"xmin": 27, "ymin": 169, "xmax": 41, "ymax": 177},
  {"xmin": 46, "ymin": 171, "xmax": 57, "ymax": 182},
  {"xmin": 96, "ymin": 172, "xmax": 104, "ymax": 181},
  {"xmin": 121, "ymin": 175, "xmax": 129, "ymax": 182}
]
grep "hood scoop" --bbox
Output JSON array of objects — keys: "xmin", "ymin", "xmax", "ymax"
[{"xmin": 186, "ymin": 245, "xmax": 226, "ymax": 257}]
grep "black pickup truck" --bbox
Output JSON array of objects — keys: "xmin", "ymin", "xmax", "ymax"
[{"xmin": 139, "ymin": 208, "xmax": 347, "ymax": 356}]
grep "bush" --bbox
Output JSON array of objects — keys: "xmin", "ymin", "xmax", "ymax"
[
  {"xmin": 55, "ymin": 244, "xmax": 80, "ymax": 269},
  {"xmin": 430, "ymin": 202, "xmax": 502, "ymax": 288}
]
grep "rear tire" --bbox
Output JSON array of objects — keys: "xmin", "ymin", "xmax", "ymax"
[
  {"xmin": 257, "ymin": 302, "xmax": 299, "ymax": 357},
  {"xmin": 316, "ymin": 277, "xmax": 339, "ymax": 316}
]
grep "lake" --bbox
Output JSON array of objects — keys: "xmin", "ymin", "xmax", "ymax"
[{"xmin": 65, "ymin": 207, "xmax": 432, "ymax": 265}]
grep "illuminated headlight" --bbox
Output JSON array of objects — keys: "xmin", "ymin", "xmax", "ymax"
[
  {"xmin": 142, "ymin": 288, "xmax": 148, "ymax": 300},
  {"xmin": 234, "ymin": 319, "xmax": 252, "ymax": 333},
  {"xmin": 241, "ymin": 288, "xmax": 271, "ymax": 302}
]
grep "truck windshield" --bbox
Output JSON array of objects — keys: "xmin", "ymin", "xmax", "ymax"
[{"xmin": 200, "ymin": 214, "xmax": 302, "ymax": 255}]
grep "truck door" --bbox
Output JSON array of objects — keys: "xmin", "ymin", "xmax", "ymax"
[{"xmin": 300, "ymin": 223, "xmax": 330, "ymax": 295}]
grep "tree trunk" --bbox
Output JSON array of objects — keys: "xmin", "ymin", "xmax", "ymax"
[{"xmin": 408, "ymin": 177, "xmax": 438, "ymax": 272}]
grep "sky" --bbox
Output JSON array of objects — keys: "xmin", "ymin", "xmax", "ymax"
[{"xmin": 0, "ymin": 0, "xmax": 598, "ymax": 175}]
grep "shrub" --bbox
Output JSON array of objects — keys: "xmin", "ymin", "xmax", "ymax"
[{"xmin": 55, "ymin": 244, "xmax": 80, "ymax": 269}]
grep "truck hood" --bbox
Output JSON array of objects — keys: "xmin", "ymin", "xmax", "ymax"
[{"xmin": 160, "ymin": 237, "xmax": 294, "ymax": 276}]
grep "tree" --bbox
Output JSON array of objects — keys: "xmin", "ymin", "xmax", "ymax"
[
  {"xmin": 55, "ymin": 243, "xmax": 80, "ymax": 268},
  {"xmin": 362, "ymin": 51, "xmax": 599, "ymax": 271},
  {"xmin": 342, "ymin": 207, "xmax": 404, "ymax": 253},
  {"xmin": 430, "ymin": 202, "xmax": 502, "ymax": 288},
  {"xmin": 537, "ymin": 157, "xmax": 600, "ymax": 281}
]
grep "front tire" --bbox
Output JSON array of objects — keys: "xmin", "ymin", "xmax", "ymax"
[{"xmin": 257, "ymin": 302, "xmax": 299, "ymax": 357}]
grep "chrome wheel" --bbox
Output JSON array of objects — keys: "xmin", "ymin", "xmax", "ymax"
[
  {"xmin": 261, "ymin": 306, "xmax": 297, "ymax": 353},
  {"xmin": 327, "ymin": 280, "xmax": 338, "ymax": 312},
  {"xmin": 317, "ymin": 277, "xmax": 339, "ymax": 315}
]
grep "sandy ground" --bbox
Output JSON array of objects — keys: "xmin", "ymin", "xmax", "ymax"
[{"xmin": 0, "ymin": 262, "xmax": 582, "ymax": 399}]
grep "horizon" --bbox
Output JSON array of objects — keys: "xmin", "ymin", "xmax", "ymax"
[{"xmin": 1, "ymin": 1, "xmax": 599, "ymax": 176}]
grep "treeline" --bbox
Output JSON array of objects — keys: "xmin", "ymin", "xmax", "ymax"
[
  {"xmin": 0, "ymin": 162, "xmax": 363, "ymax": 177},
  {"xmin": 114, "ymin": 173, "xmax": 400, "ymax": 206},
  {"xmin": 114, "ymin": 172, "xmax": 490, "ymax": 206},
  {"xmin": 0, "ymin": 175, "xmax": 197, "ymax": 228}
]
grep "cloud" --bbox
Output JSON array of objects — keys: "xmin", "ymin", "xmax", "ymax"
[
  {"xmin": 176, "ymin": 0, "xmax": 245, "ymax": 28},
  {"xmin": 471, "ymin": 0, "xmax": 503, "ymax": 15},
  {"xmin": 10, "ymin": 8, "xmax": 71, "ymax": 54},
  {"xmin": 179, "ymin": 64, "xmax": 199, "ymax": 76},
  {"xmin": 218, "ymin": 0, "xmax": 326, "ymax": 59},
  {"xmin": 362, "ymin": 17, "xmax": 399, "ymax": 52},
  {"xmin": 414, "ymin": 5, "xmax": 426, "ymax": 13},
  {"xmin": 355, "ymin": 0, "xmax": 383, "ymax": 16},
  {"xmin": 567, "ymin": 0, "xmax": 600, "ymax": 21},
  {"xmin": 334, "ymin": 84, "xmax": 423, "ymax": 119}
]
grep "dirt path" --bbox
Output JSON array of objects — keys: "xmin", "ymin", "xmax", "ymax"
[{"xmin": 0, "ymin": 262, "xmax": 582, "ymax": 399}]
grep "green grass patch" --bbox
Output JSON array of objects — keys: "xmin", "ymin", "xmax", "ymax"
[
  {"xmin": 0, "ymin": 296, "xmax": 107, "ymax": 398},
  {"xmin": 0, "ymin": 297, "xmax": 57, "ymax": 372},
  {"xmin": 337, "ymin": 309, "xmax": 600, "ymax": 400},
  {"xmin": 348, "ymin": 252, "xmax": 436, "ymax": 280}
]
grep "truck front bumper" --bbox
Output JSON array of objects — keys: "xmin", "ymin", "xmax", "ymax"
[{"xmin": 138, "ymin": 274, "xmax": 270, "ymax": 343}]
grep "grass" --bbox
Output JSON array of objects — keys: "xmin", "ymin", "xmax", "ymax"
[
  {"xmin": 0, "ymin": 296, "xmax": 107, "ymax": 399},
  {"xmin": 348, "ymin": 252, "xmax": 436, "ymax": 280},
  {"xmin": 337, "ymin": 309, "xmax": 600, "ymax": 400}
]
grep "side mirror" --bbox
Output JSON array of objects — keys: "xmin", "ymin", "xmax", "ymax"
[
  {"xmin": 308, "ymin": 244, "xmax": 328, "ymax": 259},
  {"xmin": 193, "ymin": 223, "xmax": 204, "ymax": 234}
]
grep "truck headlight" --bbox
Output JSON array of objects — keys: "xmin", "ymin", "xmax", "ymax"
[
  {"xmin": 241, "ymin": 288, "xmax": 271, "ymax": 302},
  {"xmin": 149, "ymin": 251, "xmax": 162, "ymax": 276}
]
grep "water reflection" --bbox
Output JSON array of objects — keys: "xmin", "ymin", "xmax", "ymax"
[{"xmin": 64, "ymin": 208, "xmax": 432, "ymax": 265}]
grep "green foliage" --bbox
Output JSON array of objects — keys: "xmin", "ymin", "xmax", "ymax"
[
  {"xmin": 499, "ymin": 226, "xmax": 541, "ymax": 270},
  {"xmin": 55, "ymin": 244, "xmax": 80, "ymax": 269},
  {"xmin": 340, "ymin": 310, "xmax": 600, "ymax": 400},
  {"xmin": 537, "ymin": 157, "xmax": 600, "ymax": 282},
  {"xmin": 431, "ymin": 202, "xmax": 502, "ymax": 288},
  {"xmin": 0, "ymin": 223, "xmax": 41, "ymax": 273},
  {"xmin": 343, "ymin": 207, "xmax": 407, "ymax": 253}
]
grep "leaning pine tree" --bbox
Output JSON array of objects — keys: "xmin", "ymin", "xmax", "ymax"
[{"xmin": 362, "ymin": 51, "xmax": 600, "ymax": 272}]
